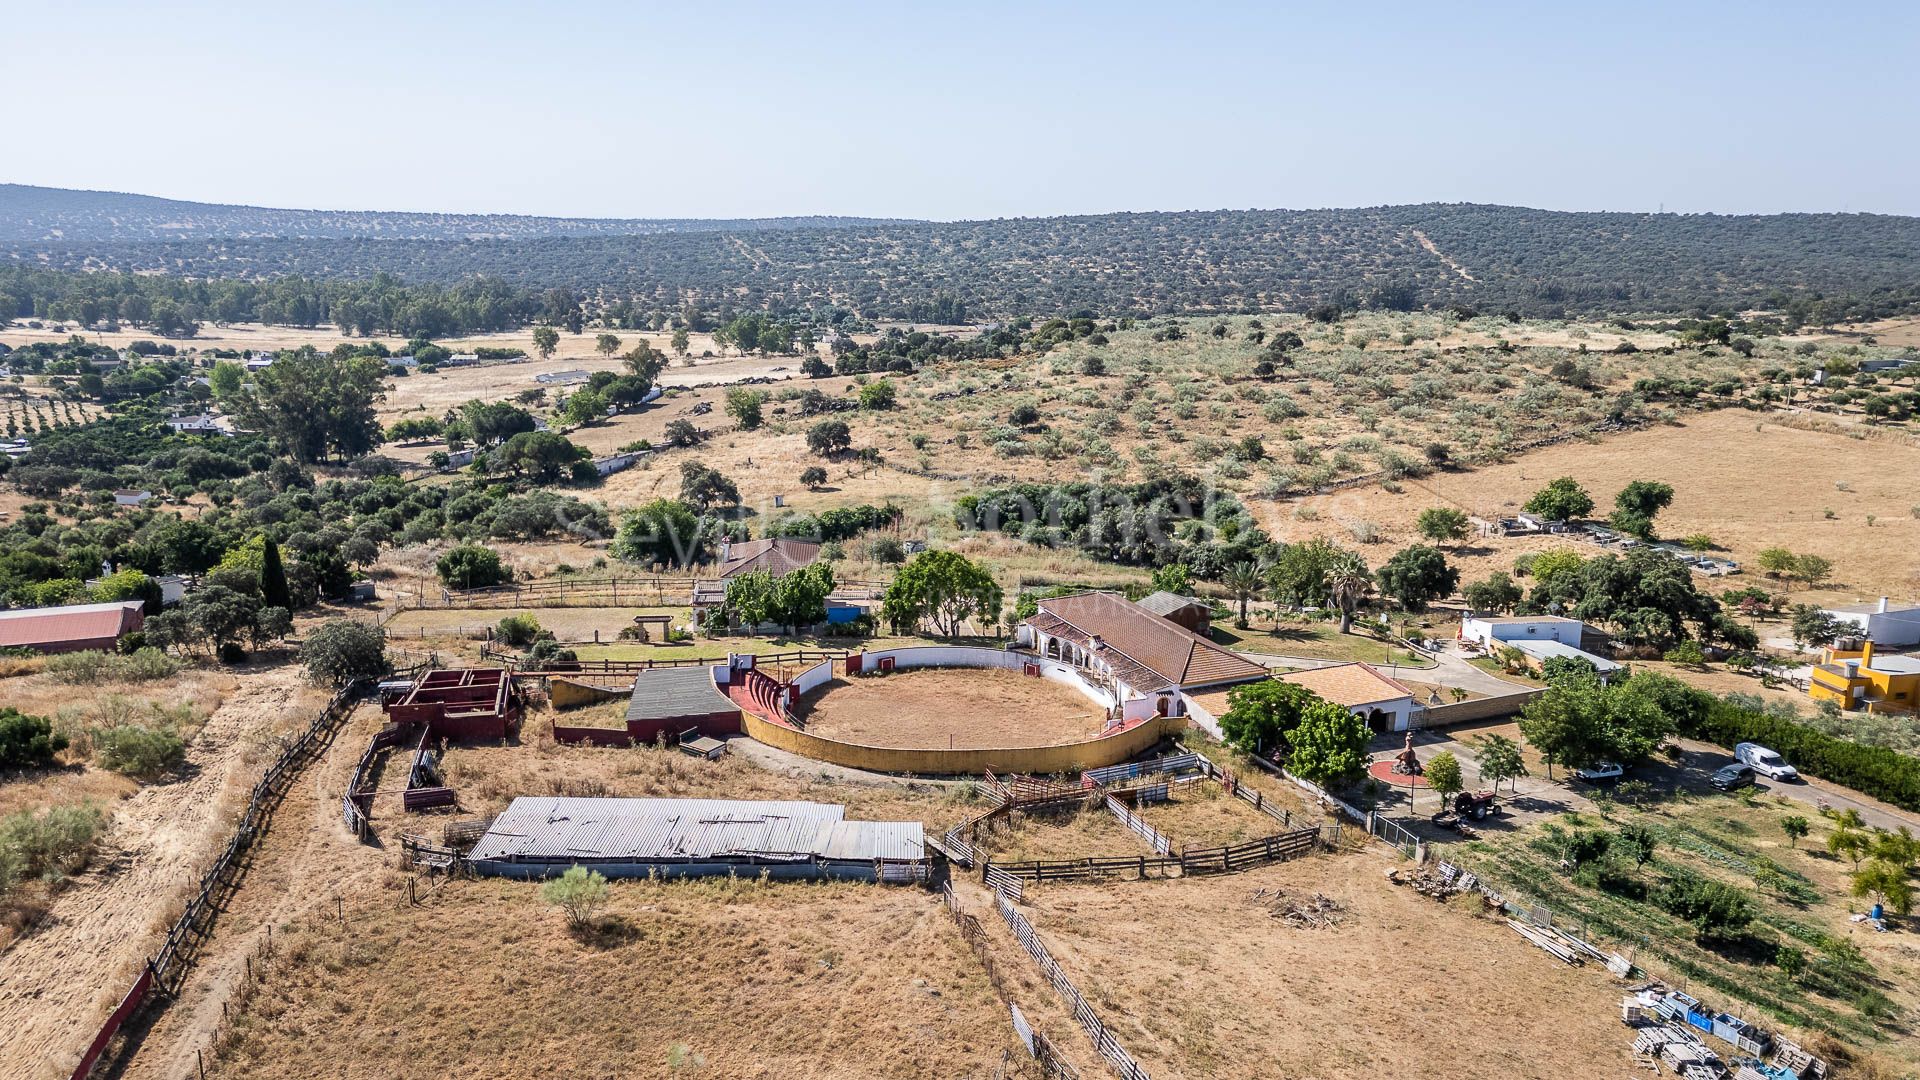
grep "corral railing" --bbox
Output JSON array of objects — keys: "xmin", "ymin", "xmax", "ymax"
[
  {"xmin": 73, "ymin": 678, "xmax": 372, "ymax": 1080},
  {"xmin": 982, "ymin": 826, "xmax": 1322, "ymax": 885},
  {"xmin": 1081, "ymin": 752, "xmax": 1200, "ymax": 788},
  {"xmin": 503, "ymin": 648, "xmax": 846, "ymax": 675},
  {"xmin": 1103, "ymin": 794, "xmax": 1172, "ymax": 855},
  {"xmin": 1366, "ymin": 812, "xmax": 1424, "ymax": 860},
  {"xmin": 940, "ymin": 885, "xmax": 1081, "ymax": 1080},
  {"xmin": 995, "ymin": 892, "xmax": 1152, "ymax": 1080},
  {"xmin": 429, "ymin": 575, "xmax": 892, "ymax": 609}
]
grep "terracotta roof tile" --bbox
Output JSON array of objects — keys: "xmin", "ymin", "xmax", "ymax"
[
  {"xmin": 718, "ymin": 539, "xmax": 822, "ymax": 579},
  {"xmin": 1278, "ymin": 663, "xmax": 1414, "ymax": 707},
  {"xmin": 1028, "ymin": 592, "xmax": 1267, "ymax": 691}
]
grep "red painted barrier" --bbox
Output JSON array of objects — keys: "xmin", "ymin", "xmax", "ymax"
[{"xmin": 70, "ymin": 965, "xmax": 153, "ymax": 1080}]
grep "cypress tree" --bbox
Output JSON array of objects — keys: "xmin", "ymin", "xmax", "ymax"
[{"xmin": 260, "ymin": 536, "xmax": 292, "ymax": 611}]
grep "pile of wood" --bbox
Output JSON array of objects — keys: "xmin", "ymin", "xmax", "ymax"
[
  {"xmin": 1506, "ymin": 919, "xmax": 1589, "ymax": 965},
  {"xmin": 1249, "ymin": 887, "xmax": 1344, "ymax": 928},
  {"xmin": 1385, "ymin": 866, "xmax": 1464, "ymax": 898}
]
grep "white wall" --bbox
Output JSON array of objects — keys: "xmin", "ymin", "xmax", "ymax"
[
  {"xmin": 1181, "ymin": 693, "xmax": 1225, "ymax": 739},
  {"xmin": 859, "ymin": 645, "xmax": 1122, "ymax": 711},
  {"xmin": 1866, "ymin": 610, "xmax": 1920, "ymax": 647},
  {"xmin": 1463, "ymin": 618, "xmax": 1582, "ymax": 648},
  {"xmin": 792, "ymin": 658, "xmax": 835, "ymax": 695}
]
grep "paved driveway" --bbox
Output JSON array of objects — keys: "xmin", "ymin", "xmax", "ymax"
[{"xmin": 1364, "ymin": 727, "xmax": 1920, "ymax": 845}]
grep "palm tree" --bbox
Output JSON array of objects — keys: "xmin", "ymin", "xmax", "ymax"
[
  {"xmin": 1327, "ymin": 554, "xmax": 1371, "ymax": 635},
  {"xmin": 1222, "ymin": 560, "xmax": 1265, "ymax": 629}
]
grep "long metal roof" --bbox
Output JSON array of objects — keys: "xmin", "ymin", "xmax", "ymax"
[
  {"xmin": 625, "ymin": 666, "xmax": 738, "ymax": 724},
  {"xmin": 466, "ymin": 796, "xmax": 923, "ymax": 864}
]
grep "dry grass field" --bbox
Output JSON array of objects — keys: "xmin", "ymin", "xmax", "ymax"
[
  {"xmin": 971, "ymin": 800, "xmax": 1154, "ymax": 863},
  {"xmin": 1280, "ymin": 409, "xmax": 1920, "ymax": 606},
  {"xmin": 0, "ymin": 663, "xmax": 329, "ymax": 1076},
  {"xmin": 207, "ymin": 878, "xmax": 1021, "ymax": 1080},
  {"xmin": 793, "ymin": 669, "xmax": 1107, "ymax": 750},
  {"xmin": 1137, "ymin": 779, "xmax": 1311, "ymax": 847},
  {"xmin": 1014, "ymin": 852, "xmax": 1637, "ymax": 1080}
]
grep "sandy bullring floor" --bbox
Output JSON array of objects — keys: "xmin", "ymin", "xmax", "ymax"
[{"xmin": 791, "ymin": 669, "xmax": 1107, "ymax": 750}]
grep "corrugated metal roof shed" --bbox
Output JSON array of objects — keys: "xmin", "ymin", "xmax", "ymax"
[
  {"xmin": 626, "ymin": 667, "xmax": 738, "ymax": 724},
  {"xmin": 820, "ymin": 820, "xmax": 926, "ymax": 861},
  {"xmin": 466, "ymin": 797, "xmax": 921, "ymax": 865}
]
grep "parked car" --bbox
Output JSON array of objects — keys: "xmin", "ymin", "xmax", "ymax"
[
  {"xmin": 1573, "ymin": 761, "xmax": 1625, "ymax": 784},
  {"xmin": 1710, "ymin": 763, "xmax": 1756, "ymax": 791},
  {"xmin": 1735, "ymin": 742, "xmax": 1799, "ymax": 782}
]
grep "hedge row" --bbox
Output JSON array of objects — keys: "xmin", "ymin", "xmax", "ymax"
[{"xmin": 1681, "ymin": 697, "xmax": 1920, "ymax": 812}]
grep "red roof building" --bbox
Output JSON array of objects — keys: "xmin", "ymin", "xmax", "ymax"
[{"xmin": 0, "ymin": 600, "xmax": 146, "ymax": 654}]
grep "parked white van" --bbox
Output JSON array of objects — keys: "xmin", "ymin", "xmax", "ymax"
[{"xmin": 1735, "ymin": 743, "xmax": 1799, "ymax": 782}]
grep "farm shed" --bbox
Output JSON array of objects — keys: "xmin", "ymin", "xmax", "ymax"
[
  {"xmin": 1277, "ymin": 662, "xmax": 1418, "ymax": 732},
  {"xmin": 465, "ymin": 796, "xmax": 928, "ymax": 882},
  {"xmin": 1135, "ymin": 590, "xmax": 1213, "ymax": 635},
  {"xmin": 383, "ymin": 667, "xmax": 523, "ymax": 740},
  {"xmin": 1459, "ymin": 615, "xmax": 1585, "ymax": 649},
  {"xmin": 0, "ymin": 600, "xmax": 145, "ymax": 654},
  {"xmin": 1504, "ymin": 638, "xmax": 1621, "ymax": 681},
  {"xmin": 1820, "ymin": 597, "xmax": 1920, "ymax": 648}
]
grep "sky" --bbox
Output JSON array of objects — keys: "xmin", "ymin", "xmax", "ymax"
[{"xmin": 15, "ymin": 1, "xmax": 1920, "ymax": 220}]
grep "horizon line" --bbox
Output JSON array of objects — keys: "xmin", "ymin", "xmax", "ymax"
[{"xmin": 3, "ymin": 181, "xmax": 1914, "ymax": 226}]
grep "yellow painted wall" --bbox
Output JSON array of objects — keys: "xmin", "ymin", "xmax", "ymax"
[
  {"xmin": 741, "ymin": 712, "xmax": 1188, "ymax": 775},
  {"xmin": 550, "ymin": 677, "xmax": 633, "ymax": 708}
]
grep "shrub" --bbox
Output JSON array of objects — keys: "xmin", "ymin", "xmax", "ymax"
[
  {"xmin": 0, "ymin": 804, "xmax": 104, "ymax": 895},
  {"xmin": 93, "ymin": 723, "xmax": 186, "ymax": 777},
  {"xmin": 495, "ymin": 614, "xmax": 543, "ymax": 648},
  {"xmin": 0, "ymin": 708, "xmax": 67, "ymax": 768},
  {"xmin": 44, "ymin": 648, "xmax": 181, "ymax": 685},
  {"xmin": 436, "ymin": 544, "xmax": 506, "ymax": 589},
  {"xmin": 541, "ymin": 864, "xmax": 609, "ymax": 928},
  {"xmin": 300, "ymin": 621, "xmax": 390, "ymax": 685},
  {"xmin": 1657, "ymin": 870, "xmax": 1755, "ymax": 943}
]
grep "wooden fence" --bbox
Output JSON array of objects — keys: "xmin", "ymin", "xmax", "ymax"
[
  {"xmin": 497, "ymin": 648, "xmax": 846, "ymax": 675},
  {"xmin": 983, "ymin": 826, "xmax": 1321, "ymax": 885},
  {"xmin": 429, "ymin": 575, "xmax": 892, "ymax": 609},
  {"xmin": 940, "ymin": 884, "xmax": 1080, "ymax": 1080},
  {"xmin": 72, "ymin": 679, "xmax": 370, "ymax": 1080},
  {"xmin": 1103, "ymin": 795, "xmax": 1171, "ymax": 855},
  {"xmin": 995, "ymin": 892, "xmax": 1152, "ymax": 1080}
]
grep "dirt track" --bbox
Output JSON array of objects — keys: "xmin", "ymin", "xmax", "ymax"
[
  {"xmin": 116, "ymin": 699, "xmax": 388, "ymax": 1079},
  {"xmin": 0, "ymin": 672, "xmax": 326, "ymax": 1079}
]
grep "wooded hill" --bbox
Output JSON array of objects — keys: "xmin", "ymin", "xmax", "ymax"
[
  {"xmin": 3, "ymin": 185, "xmax": 1918, "ymax": 321},
  {"xmin": 0, "ymin": 183, "xmax": 897, "ymax": 243}
]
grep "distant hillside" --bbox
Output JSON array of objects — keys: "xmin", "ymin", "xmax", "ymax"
[
  {"xmin": 0, "ymin": 184, "xmax": 901, "ymax": 243},
  {"xmin": 2, "ymin": 185, "xmax": 1917, "ymax": 320}
]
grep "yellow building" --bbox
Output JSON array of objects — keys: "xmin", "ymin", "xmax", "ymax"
[{"xmin": 1809, "ymin": 639, "xmax": 1920, "ymax": 714}]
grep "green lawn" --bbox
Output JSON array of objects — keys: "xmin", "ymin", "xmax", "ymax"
[{"xmin": 1217, "ymin": 622, "xmax": 1424, "ymax": 666}]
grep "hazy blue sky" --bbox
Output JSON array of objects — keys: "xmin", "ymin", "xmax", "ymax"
[{"xmin": 16, "ymin": 1, "xmax": 1919, "ymax": 219}]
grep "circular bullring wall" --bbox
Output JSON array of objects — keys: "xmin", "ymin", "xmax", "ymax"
[{"xmin": 741, "ymin": 647, "xmax": 1186, "ymax": 775}]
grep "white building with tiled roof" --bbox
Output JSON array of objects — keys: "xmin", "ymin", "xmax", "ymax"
[{"xmin": 1018, "ymin": 591, "xmax": 1268, "ymax": 700}]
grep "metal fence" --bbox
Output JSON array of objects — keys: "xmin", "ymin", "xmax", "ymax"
[{"xmin": 71, "ymin": 678, "xmax": 370, "ymax": 1080}]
